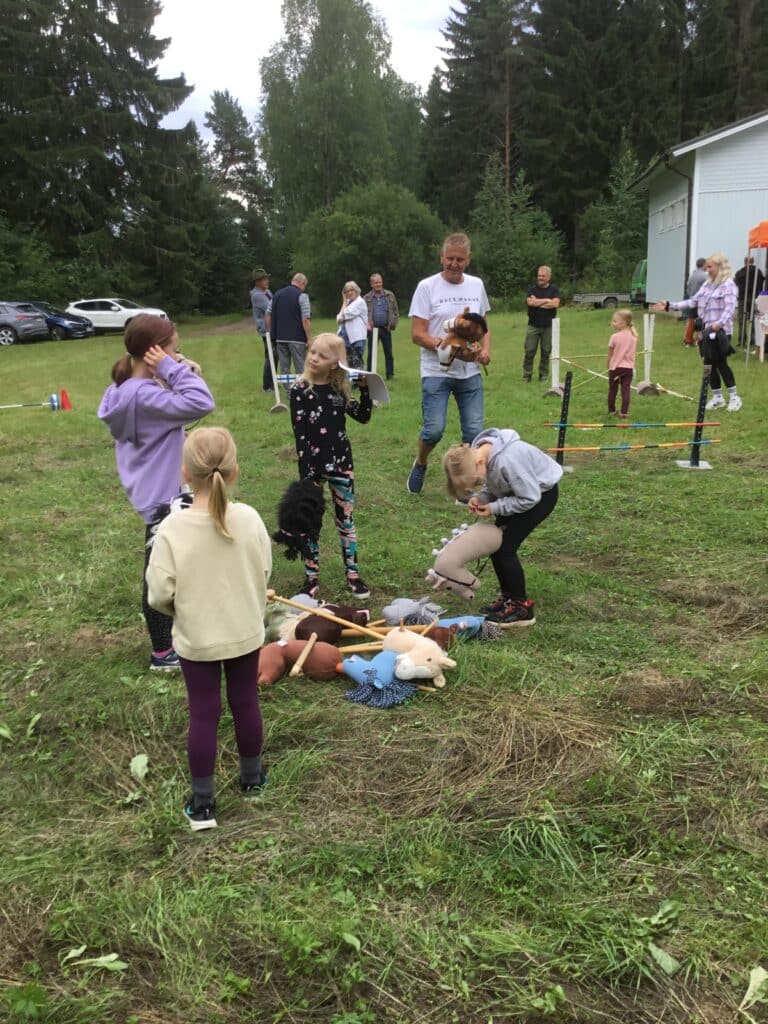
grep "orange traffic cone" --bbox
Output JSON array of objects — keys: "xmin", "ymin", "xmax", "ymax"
[{"xmin": 60, "ymin": 389, "xmax": 73, "ymax": 411}]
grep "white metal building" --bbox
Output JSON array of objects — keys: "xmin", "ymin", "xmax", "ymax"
[{"xmin": 631, "ymin": 110, "xmax": 768, "ymax": 302}]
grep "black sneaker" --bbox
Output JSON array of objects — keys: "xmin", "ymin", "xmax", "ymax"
[
  {"xmin": 487, "ymin": 599, "xmax": 536, "ymax": 629},
  {"xmin": 347, "ymin": 576, "xmax": 371, "ymax": 599},
  {"xmin": 183, "ymin": 797, "xmax": 217, "ymax": 831},
  {"xmin": 240, "ymin": 771, "xmax": 268, "ymax": 798},
  {"xmin": 480, "ymin": 594, "xmax": 509, "ymax": 616},
  {"xmin": 298, "ymin": 577, "xmax": 319, "ymax": 600}
]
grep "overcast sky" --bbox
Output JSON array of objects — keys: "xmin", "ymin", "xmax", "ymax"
[{"xmin": 155, "ymin": 0, "xmax": 448, "ymax": 132}]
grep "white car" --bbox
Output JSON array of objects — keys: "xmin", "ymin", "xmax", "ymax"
[{"xmin": 65, "ymin": 297, "xmax": 168, "ymax": 332}]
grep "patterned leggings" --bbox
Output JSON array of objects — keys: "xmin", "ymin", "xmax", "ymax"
[{"xmin": 303, "ymin": 472, "xmax": 360, "ymax": 580}]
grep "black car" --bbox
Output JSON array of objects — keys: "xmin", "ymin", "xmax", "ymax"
[{"xmin": 24, "ymin": 301, "xmax": 95, "ymax": 340}]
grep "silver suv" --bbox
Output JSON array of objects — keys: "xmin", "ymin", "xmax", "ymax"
[{"xmin": 0, "ymin": 302, "xmax": 50, "ymax": 345}]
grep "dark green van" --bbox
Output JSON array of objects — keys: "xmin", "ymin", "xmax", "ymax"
[{"xmin": 630, "ymin": 259, "xmax": 647, "ymax": 305}]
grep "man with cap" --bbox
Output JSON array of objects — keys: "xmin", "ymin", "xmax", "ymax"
[{"xmin": 250, "ymin": 268, "xmax": 274, "ymax": 392}]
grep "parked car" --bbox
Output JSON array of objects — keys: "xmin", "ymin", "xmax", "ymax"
[
  {"xmin": 0, "ymin": 302, "xmax": 50, "ymax": 346},
  {"xmin": 65, "ymin": 298, "xmax": 168, "ymax": 332},
  {"xmin": 23, "ymin": 301, "xmax": 95, "ymax": 340},
  {"xmin": 630, "ymin": 258, "xmax": 648, "ymax": 306}
]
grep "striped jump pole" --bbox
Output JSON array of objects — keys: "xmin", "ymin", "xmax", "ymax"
[
  {"xmin": 548, "ymin": 439, "xmax": 720, "ymax": 453},
  {"xmin": 544, "ymin": 421, "xmax": 720, "ymax": 429}
]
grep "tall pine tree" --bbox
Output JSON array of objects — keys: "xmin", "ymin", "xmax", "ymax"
[
  {"xmin": 426, "ymin": 0, "xmax": 530, "ymax": 225},
  {"xmin": 517, "ymin": 0, "xmax": 623, "ymax": 240},
  {"xmin": 0, "ymin": 0, "xmax": 190, "ymax": 253}
]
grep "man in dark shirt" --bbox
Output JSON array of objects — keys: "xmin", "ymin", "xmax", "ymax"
[
  {"xmin": 523, "ymin": 266, "xmax": 560, "ymax": 383},
  {"xmin": 734, "ymin": 257, "xmax": 765, "ymax": 348}
]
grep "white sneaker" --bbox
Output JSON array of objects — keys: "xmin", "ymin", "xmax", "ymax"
[
  {"xmin": 705, "ymin": 394, "xmax": 726, "ymax": 410},
  {"xmin": 727, "ymin": 394, "xmax": 742, "ymax": 412}
]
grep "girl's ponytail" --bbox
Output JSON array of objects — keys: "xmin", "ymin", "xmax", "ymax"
[
  {"xmin": 182, "ymin": 427, "xmax": 238, "ymax": 538},
  {"xmin": 208, "ymin": 469, "xmax": 232, "ymax": 539},
  {"xmin": 111, "ymin": 353, "xmax": 133, "ymax": 385}
]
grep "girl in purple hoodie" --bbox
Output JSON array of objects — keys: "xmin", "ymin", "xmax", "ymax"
[{"xmin": 98, "ymin": 315, "xmax": 215, "ymax": 671}]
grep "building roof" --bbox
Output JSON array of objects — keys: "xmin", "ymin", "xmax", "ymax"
[{"xmin": 629, "ymin": 108, "xmax": 768, "ymax": 192}]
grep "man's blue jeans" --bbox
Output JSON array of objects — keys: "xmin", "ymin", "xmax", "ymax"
[{"xmin": 419, "ymin": 373, "xmax": 484, "ymax": 448}]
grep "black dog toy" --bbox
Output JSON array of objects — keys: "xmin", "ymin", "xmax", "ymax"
[{"xmin": 272, "ymin": 479, "xmax": 326, "ymax": 560}]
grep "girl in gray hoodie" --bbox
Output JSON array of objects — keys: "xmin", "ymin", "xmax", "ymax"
[{"xmin": 442, "ymin": 428, "xmax": 562, "ymax": 627}]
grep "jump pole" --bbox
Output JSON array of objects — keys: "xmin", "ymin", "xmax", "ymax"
[
  {"xmin": 636, "ymin": 314, "xmax": 659, "ymax": 395},
  {"xmin": 676, "ymin": 366, "xmax": 713, "ymax": 470},
  {"xmin": 0, "ymin": 390, "xmax": 72, "ymax": 412},
  {"xmin": 554, "ymin": 371, "xmax": 574, "ymax": 471},
  {"xmin": 370, "ymin": 327, "xmax": 379, "ymax": 376},
  {"xmin": 265, "ymin": 332, "xmax": 288, "ymax": 414},
  {"xmin": 544, "ymin": 319, "xmax": 564, "ymax": 397}
]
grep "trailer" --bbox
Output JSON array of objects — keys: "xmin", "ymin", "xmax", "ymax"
[{"xmin": 571, "ymin": 291, "xmax": 630, "ymax": 309}]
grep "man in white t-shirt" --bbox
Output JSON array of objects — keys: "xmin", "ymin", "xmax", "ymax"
[{"xmin": 406, "ymin": 232, "xmax": 491, "ymax": 494}]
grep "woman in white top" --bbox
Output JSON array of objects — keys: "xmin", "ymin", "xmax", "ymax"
[{"xmin": 336, "ymin": 280, "xmax": 368, "ymax": 368}]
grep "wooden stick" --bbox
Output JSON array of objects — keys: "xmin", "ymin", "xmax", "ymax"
[
  {"xmin": 338, "ymin": 641, "xmax": 384, "ymax": 654},
  {"xmin": 340, "ymin": 623, "xmax": 441, "ymax": 637},
  {"xmin": 289, "ymin": 633, "xmax": 318, "ymax": 677},
  {"xmin": 266, "ymin": 590, "xmax": 386, "ymax": 641},
  {"xmin": 422, "ymin": 616, "xmax": 438, "ymax": 638}
]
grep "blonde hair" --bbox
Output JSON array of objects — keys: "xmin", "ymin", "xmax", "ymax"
[
  {"xmin": 613, "ymin": 308, "xmax": 638, "ymax": 339},
  {"xmin": 298, "ymin": 332, "xmax": 351, "ymax": 399},
  {"xmin": 442, "ymin": 444, "xmax": 484, "ymax": 500},
  {"xmin": 182, "ymin": 427, "xmax": 237, "ymax": 538},
  {"xmin": 706, "ymin": 252, "xmax": 733, "ymax": 286}
]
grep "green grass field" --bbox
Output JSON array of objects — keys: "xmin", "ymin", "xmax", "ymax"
[{"xmin": 2, "ymin": 308, "xmax": 767, "ymax": 1023}]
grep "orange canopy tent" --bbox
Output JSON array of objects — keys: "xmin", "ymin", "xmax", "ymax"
[{"xmin": 748, "ymin": 220, "xmax": 768, "ymax": 248}]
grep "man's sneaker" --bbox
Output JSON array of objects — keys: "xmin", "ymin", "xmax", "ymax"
[
  {"xmin": 727, "ymin": 394, "xmax": 742, "ymax": 412},
  {"xmin": 347, "ymin": 576, "xmax": 371, "ymax": 599},
  {"xmin": 705, "ymin": 394, "xmax": 726, "ymax": 410},
  {"xmin": 183, "ymin": 797, "xmax": 217, "ymax": 831},
  {"xmin": 240, "ymin": 771, "xmax": 267, "ymax": 798},
  {"xmin": 479, "ymin": 594, "xmax": 509, "ymax": 616},
  {"xmin": 406, "ymin": 461, "xmax": 427, "ymax": 494},
  {"xmin": 486, "ymin": 598, "xmax": 536, "ymax": 629},
  {"xmin": 150, "ymin": 649, "xmax": 181, "ymax": 672},
  {"xmin": 299, "ymin": 577, "xmax": 319, "ymax": 600}
]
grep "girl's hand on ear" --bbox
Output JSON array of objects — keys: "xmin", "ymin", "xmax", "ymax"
[{"xmin": 143, "ymin": 345, "xmax": 168, "ymax": 375}]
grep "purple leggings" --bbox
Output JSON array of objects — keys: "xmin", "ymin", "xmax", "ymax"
[
  {"xmin": 178, "ymin": 650, "xmax": 263, "ymax": 778},
  {"xmin": 608, "ymin": 367, "xmax": 633, "ymax": 415}
]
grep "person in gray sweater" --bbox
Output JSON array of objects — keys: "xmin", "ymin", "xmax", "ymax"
[{"xmin": 442, "ymin": 428, "xmax": 562, "ymax": 627}]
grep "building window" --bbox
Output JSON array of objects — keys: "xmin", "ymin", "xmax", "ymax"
[{"xmin": 657, "ymin": 197, "xmax": 687, "ymax": 234}]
